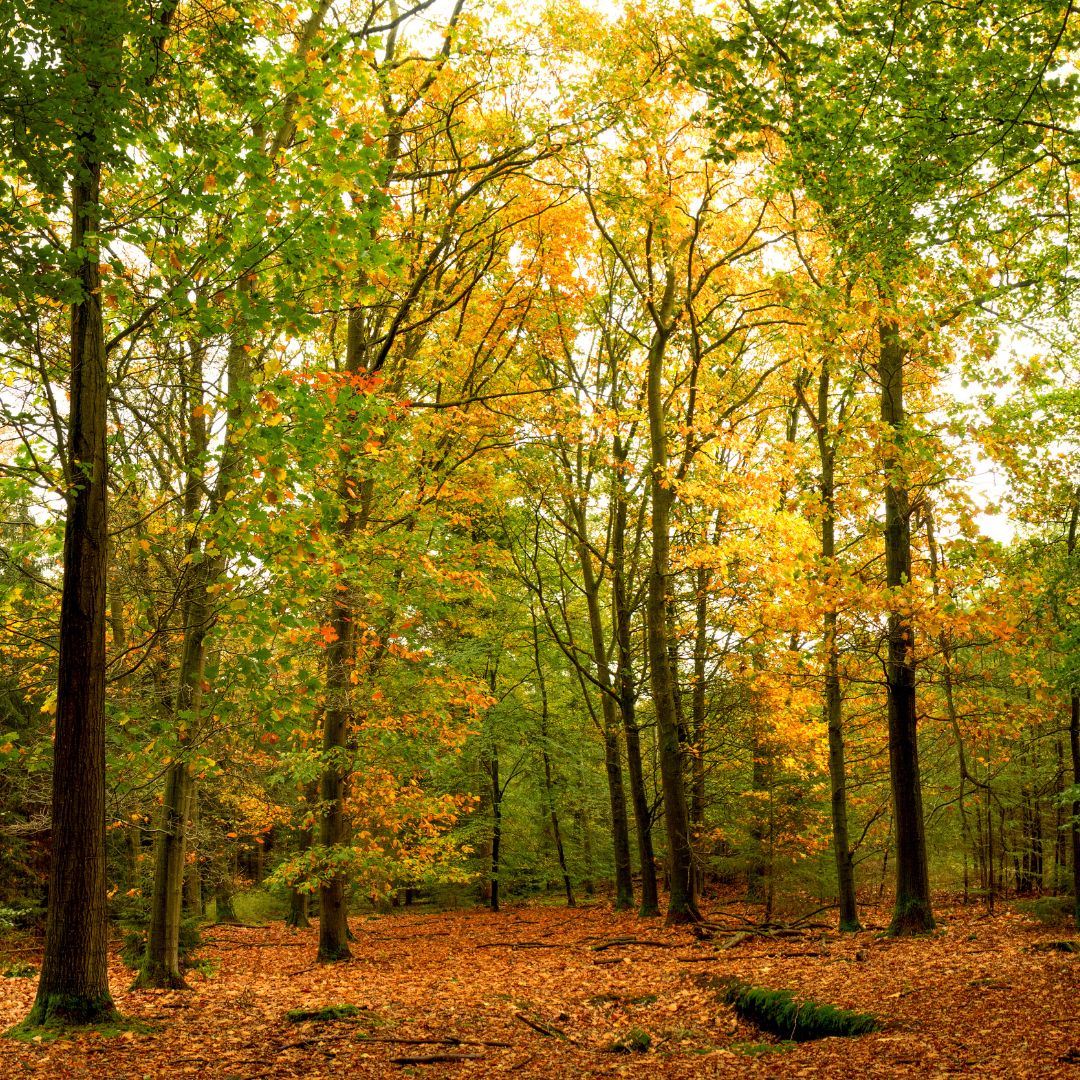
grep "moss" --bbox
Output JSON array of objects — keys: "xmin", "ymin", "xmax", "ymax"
[
  {"xmin": 607, "ymin": 1026, "xmax": 651, "ymax": 1053},
  {"xmin": 9, "ymin": 993, "xmax": 121, "ymax": 1037},
  {"xmin": 316, "ymin": 942, "xmax": 352, "ymax": 963},
  {"xmin": 887, "ymin": 897, "xmax": 935, "ymax": 937},
  {"xmin": 286, "ymin": 1004, "xmax": 362, "ymax": 1023},
  {"xmin": 724, "ymin": 981, "xmax": 881, "ymax": 1041}
]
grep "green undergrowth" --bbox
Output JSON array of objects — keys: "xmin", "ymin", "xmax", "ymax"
[
  {"xmin": 1014, "ymin": 896, "xmax": 1076, "ymax": 927},
  {"xmin": 2, "ymin": 961, "xmax": 36, "ymax": 978},
  {"xmin": 226, "ymin": 889, "xmax": 288, "ymax": 925},
  {"xmin": 731, "ymin": 1040, "xmax": 796, "ymax": 1057},
  {"xmin": 724, "ymin": 981, "xmax": 881, "ymax": 1041},
  {"xmin": 607, "ymin": 1026, "xmax": 651, "ymax": 1053},
  {"xmin": 286, "ymin": 1004, "xmax": 367, "ymax": 1023}
]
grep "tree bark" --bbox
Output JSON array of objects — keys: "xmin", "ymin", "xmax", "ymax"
[
  {"xmin": 531, "ymin": 610, "xmax": 574, "ymax": 907},
  {"xmin": 570, "ymin": 507, "xmax": 634, "ymax": 910},
  {"xmin": 813, "ymin": 360, "xmax": 859, "ymax": 931},
  {"xmin": 878, "ymin": 321, "xmax": 933, "ymax": 935},
  {"xmin": 611, "ymin": 459, "xmax": 658, "ymax": 916},
  {"xmin": 489, "ymin": 740, "xmax": 501, "ymax": 913},
  {"xmin": 1067, "ymin": 492, "xmax": 1080, "ymax": 925},
  {"xmin": 29, "ymin": 99, "xmax": 115, "ymax": 1029},
  {"xmin": 644, "ymin": 281, "xmax": 700, "ymax": 924}
]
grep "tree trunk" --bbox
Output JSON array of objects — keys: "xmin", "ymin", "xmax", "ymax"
[
  {"xmin": 747, "ymin": 723, "xmax": 770, "ymax": 904},
  {"xmin": 644, "ymin": 292, "xmax": 700, "ymax": 924},
  {"xmin": 286, "ymin": 780, "xmax": 318, "ymax": 929},
  {"xmin": 215, "ymin": 879, "xmax": 239, "ymax": 925},
  {"xmin": 489, "ymin": 741, "xmax": 501, "ymax": 913},
  {"xmin": 29, "ymin": 111, "xmax": 116, "ymax": 1029},
  {"xmin": 611, "ymin": 448, "xmax": 658, "ymax": 915},
  {"xmin": 572, "ymin": 514, "xmax": 634, "ymax": 910},
  {"xmin": 531, "ymin": 610, "xmax": 574, "ymax": 907},
  {"xmin": 318, "ymin": 607, "xmax": 353, "ymax": 959},
  {"xmin": 1067, "ymin": 494, "xmax": 1080, "ymax": 926},
  {"xmin": 878, "ymin": 321, "xmax": 933, "ymax": 935},
  {"xmin": 813, "ymin": 360, "xmax": 859, "ymax": 931},
  {"xmin": 184, "ymin": 783, "xmax": 202, "ymax": 915}
]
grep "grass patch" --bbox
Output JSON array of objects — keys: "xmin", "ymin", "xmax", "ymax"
[
  {"xmin": 730, "ymin": 1040, "xmax": 796, "ymax": 1057},
  {"xmin": 724, "ymin": 980, "xmax": 881, "ymax": 1041},
  {"xmin": 2, "ymin": 961, "xmax": 36, "ymax": 978},
  {"xmin": 286, "ymin": 1004, "xmax": 364, "ymax": 1023}
]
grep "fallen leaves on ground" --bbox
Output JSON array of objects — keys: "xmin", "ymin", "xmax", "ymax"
[{"xmin": 1, "ymin": 895, "xmax": 1078, "ymax": 1078}]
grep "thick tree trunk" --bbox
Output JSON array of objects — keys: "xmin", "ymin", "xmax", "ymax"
[
  {"xmin": 878, "ymin": 321, "xmax": 933, "ymax": 935},
  {"xmin": 644, "ymin": 301, "xmax": 700, "ymax": 924},
  {"xmin": 29, "ymin": 135, "xmax": 115, "ymax": 1029},
  {"xmin": 318, "ymin": 609, "xmax": 353, "ymax": 960}
]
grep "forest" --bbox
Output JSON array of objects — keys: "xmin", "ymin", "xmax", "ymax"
[{"xmin": 1, "ymin": 0, "xmax": 1080, "ymax": 1075}]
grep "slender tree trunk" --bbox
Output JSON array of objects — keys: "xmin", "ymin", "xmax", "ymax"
[
  {"xmin": 813, "ymin": 360, "xmax": 859, "ymax": 931},
  {"xmin": 184, "ymin": 783, "xmax": 202, "ymax": 915},
  {"xmin": 644, "ymin": 290, "xmax": 700, "ymax": 924},
  {"xmin": 139, "ymin": 336, "xmax": 221, "ymax": 987},
  {"xmin": 747, "ymin": 723, "xmax": 770, "ymax": 903},
  {"xmin": 1066, "ymin": 494, "xmax": 1080, "ymax": 926},
  {"xmin": 531, "ymin": 610, "xmax": 574, "ymax": 907},
  {"xmin": 612, "ymin": 454, "xmax": 658, "ymax": 916},
  {"xmin": 29, "ymin": 113, "xmax": 115, "ymax": 1029},
  {"xmin": 690, "ymin": 568, "xmax": 708, "ymax": 832},
  {"xmin": 878, "ymin": 321, "xmax": 933, "ymax": 935},
  {"xmin": 572, "ymin": 515, "xmax": 634, "ymax": 910},
  {"xmin": 1056, "ymin": 738, "xmax": 1068, "ymax": 893},
  {"xmin": 286, "ymin": 781, "xmax": 318, "ymax": 929},
  {"xmin": 490, "ymin": 741, "xmax": 501, "ymax": 913}
]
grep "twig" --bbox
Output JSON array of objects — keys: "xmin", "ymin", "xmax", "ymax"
[
  {"xmin": 208, "ymin": 941, "xmax": 309, "ymax": 949},
  {"xmin": 513, "ymin": 1012, "xmax": 570, "ymax": 1040},
  {"xmin": 360, "ymin": 1036, "xmax": 513, "ymax": 1048},
  {"xmin": 389, "ymin": 1052, "xmax": 486, "ymax": 1064},
  {"xmin": 590, "ymin": 938, "xmax": 673, "ymax": 951},
  {"xmin": 476, "ymin": 941, "xmax": 565, "ymax": 950}
]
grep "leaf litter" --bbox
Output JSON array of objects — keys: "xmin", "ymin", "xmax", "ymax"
[{"xmin": 1, "ymin": 896, "xmax": 1079, "ymax": 1077}]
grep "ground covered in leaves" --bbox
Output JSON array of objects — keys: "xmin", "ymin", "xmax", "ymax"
[{"xmin": 2, "ymin": 894, "xmax": 1080, "ymax": 1077}]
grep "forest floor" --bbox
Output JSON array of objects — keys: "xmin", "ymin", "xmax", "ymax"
[{"xmin": 1, "ymin": 893, "xmax": 1079, "ymax": 1078}]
